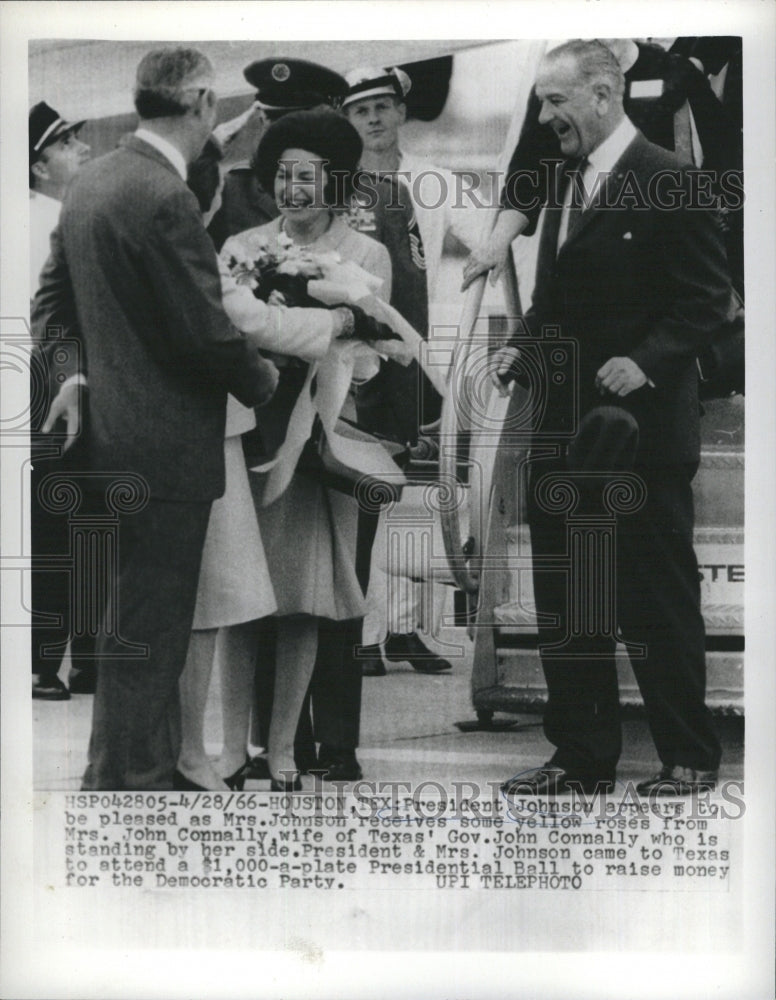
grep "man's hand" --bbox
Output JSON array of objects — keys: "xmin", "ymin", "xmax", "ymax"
[
  {"xmin": 490, "ymin": 346, "xmax": 521, "ymax": 397},
  {"xmin": 41, "ymin": 379, "xmax": 82, "ymax": 450},
  {"xmin": 595, "ymin": 357, "xmax": 648, "ymax": 397},
  {"xmin": 461, "ymin": 209, "xmax": 529, "ymax": 291},
  {"xmin": 462, "ymin": 241, "xmax": 509, "ymax": 290}
]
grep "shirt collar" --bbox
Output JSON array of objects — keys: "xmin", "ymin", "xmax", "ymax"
[
  {"xmin": 29, "ymin": 190, "xmax": 61, "ymax": 209},
  {"xmin": 587, "ymin": 116, "xmax": 638, "ymax": 177},
  {"xmin": 134, "ymin": 128, "xmax": 187, "ymax": 180}
]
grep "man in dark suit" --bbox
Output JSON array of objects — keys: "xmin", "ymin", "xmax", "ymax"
[
  {"xmin": 463, "ymin": 37, "xmax": 743, "ymax": 295},
  {"xmin": 494, "ymin": 40, "xmax": 731, "ymax": 797},
  {"xmin": 32, "ymin": 47, "xmax": 278, "ymax": 790}
]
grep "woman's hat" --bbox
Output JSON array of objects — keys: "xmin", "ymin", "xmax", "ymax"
[{"xmin": 254, "ymin": 108, "xmax": 363, "ymax": 201}]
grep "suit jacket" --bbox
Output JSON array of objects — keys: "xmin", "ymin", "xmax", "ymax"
[
  {"xmin": 512, "ymin": 130, "xmax": 731, "ymax": 468},
  {"xmin": 31, "ymin": 135, "xmax": 277, "ymax": 502}
]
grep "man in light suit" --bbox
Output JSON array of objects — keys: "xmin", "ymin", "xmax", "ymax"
[
  {"xmin": 32, "ymin": 47, "xmax": 278, "ymax": 790},
  {"xmin": 494, "ymin": 41, "xmax": 731, "ymax": 797},
  {"xmin": 28, "ymin": 101, "xmax": 93, "ymax": 699}
]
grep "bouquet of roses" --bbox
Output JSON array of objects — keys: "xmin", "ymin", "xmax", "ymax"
[
  {"xmin": 225, "ymin": 230, "xmax": 327, "ymax": 308},
  {"xmin": 225, "ymin": 232, "xmax": 414, "ymax": 350},
  {"xmin": 224, "ymin": 232, "xmax": 447, "ymax": 397}
]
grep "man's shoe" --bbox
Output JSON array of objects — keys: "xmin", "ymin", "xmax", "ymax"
[
  {"xmin": 242, "ymin": 754, "xmax": 271, "ymax": 780},
  {"xmin": 293, "ymin": 738, "xmax": 319, "ymax": 775},
  {"xmin": 383, "ymin": 632, "xmax": 452, "ymax": 674},
  {"xmin": 68, "ymin": 667, "xmax": 96, "ymax": 694},
  {"xmin": 32, "ymin": 675, "xmax": 70, "ymax": 701},
  {"xmin": 317, "ymin": 746, "xmax": 363, "ymax": 782},
  {"xmin": 501, "ymin": 763, "xmax": 615, "ymax": 797},
  {"xmin": 360, "ymin": 644, "xmax": 387, "ymax": 677},
  {"xmin": 636, "ymin": 765, "xmax": 718, "ymax": 796}
]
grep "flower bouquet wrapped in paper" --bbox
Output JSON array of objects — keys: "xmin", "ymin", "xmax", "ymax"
[
  {"xmin": 224, "ymin": 234, "xmax": 448, "ymax": 398},
  {"xmin": 306, "ymin": 257, "xmax": 448, "ymax": 397},
  {"xmin": 226, "ymin": 233, "xmax": 402, "ymax": 345}
]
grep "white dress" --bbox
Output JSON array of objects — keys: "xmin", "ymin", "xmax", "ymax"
[
  {"xmin": 191, "ymin": 395, "xmax": 277, "ymax": 629},
  {"xmin": 221, "ymin": 215, "xmax": 393, "ymax": 621}
]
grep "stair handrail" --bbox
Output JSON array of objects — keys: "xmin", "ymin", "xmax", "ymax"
[
  {"xmin": 438, "ymin": 236, "xmax": 522, "ymax": 595},
  {"xmin": 434, "ymin": 39, "xmax": 547, "ymax": 596}
]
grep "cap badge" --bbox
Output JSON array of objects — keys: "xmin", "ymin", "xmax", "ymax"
[{"xmin": 271, "ymin": 63, "xmax": 291, "ymax": 82}]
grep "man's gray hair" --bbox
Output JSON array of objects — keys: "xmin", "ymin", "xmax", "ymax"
[
  {"xmin": 544, "ymin": 39, "xmax": 626, "ymax": 98},
  {"xmin": 134, "ymin": 47, "xmax": 214, "ymax": 119}
]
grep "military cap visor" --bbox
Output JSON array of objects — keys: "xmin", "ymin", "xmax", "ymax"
[
  {"xmin": 341, "ymin": 67, "xmax": 411, "ymax": 108},
  {"xmin": 243, "ymin": 58, "xmax": 347, "ymax": 111},
  {"xmin": 29, "ymin": 102, "xmax": 86, "ymax": 163}
]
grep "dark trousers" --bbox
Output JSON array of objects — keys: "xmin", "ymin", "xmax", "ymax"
[
  {"xmin": 81, "ymin": 497, "xmax": 211, "ymax": 790},
  {"xmin": 307, "ymin": 506, "xmax": 378, "ymax": 751},
  {"xmin": 30, "ymin": 441, "xmax": 97, "ymax": 679},
  {"xmin": 528, "ymin": 450, "xmax": 721, "ymax": 775}
]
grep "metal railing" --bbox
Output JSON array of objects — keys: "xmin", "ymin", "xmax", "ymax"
[{"xmin": 438, "ymin": 238, "xmax": 523, "ymax": 596}]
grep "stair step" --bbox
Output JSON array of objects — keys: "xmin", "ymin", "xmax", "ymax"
[
  {"xmin": 497, "ymin": 525, "xmax": 743, "ymax": 636},
  {"xmin": 493, "ymin": 600, "xmax": 744, "ymax": 638},
  {"xmin": 492, "ymin": 647, "xmax": 744, "ymax": 714}
]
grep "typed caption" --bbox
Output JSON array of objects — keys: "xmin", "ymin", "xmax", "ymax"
[{"xmin": 59, "ymin": 782, "xmax": 742, "ymax": 892}]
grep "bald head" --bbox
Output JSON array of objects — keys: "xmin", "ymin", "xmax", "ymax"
[{"xmin": 536, "ymin": 40, "xmax": 626, "ymax": 159}]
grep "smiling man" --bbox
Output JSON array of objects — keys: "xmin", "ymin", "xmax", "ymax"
[
  {"xmin": 494, "ymin": 40, "xmax": 732, "ymax": 798},
  {"xmin": 537, "ymin": 44, "xmax": 622, "ymax": 157}
]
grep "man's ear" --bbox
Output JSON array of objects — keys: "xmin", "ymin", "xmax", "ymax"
[
  {"xmin": 396, "ymin": 101, "xmax": 407, "ymax": 126},
  {"xmin": 193, "ymin": 87, "xmax": 216, "ymax": 119},
  {"xmin": 592, "ymin": 81, "xmax": 613, "ymax": 116},
  {"xmin": 30, "ymin": 159, "xmax": 49, "ymax": 183}
]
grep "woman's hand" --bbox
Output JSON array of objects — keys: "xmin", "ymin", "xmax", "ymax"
[
  {"xmin": 346, "ymin": 304, "xmax": 401, "ymax": 344},
  {"xmin": 331, "ymin": 306, "xmax": 356, "ymax": 339}
]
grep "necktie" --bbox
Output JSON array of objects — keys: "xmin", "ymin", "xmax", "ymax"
[{"xmin": 566, "ymin": 156, "xmax": 589, "ymax": 239}]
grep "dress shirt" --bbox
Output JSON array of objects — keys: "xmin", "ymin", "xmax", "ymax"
[
  {"xmin": 558, "ymin": 116, "xmax": 638, "ymax": 246},
  {"xmin": 30, "ymin": 190, "xmax": 63, "ymax": 292},
  {"xmin": 134, "ymin": 128, "xmax": 188, "ymax": 180}
]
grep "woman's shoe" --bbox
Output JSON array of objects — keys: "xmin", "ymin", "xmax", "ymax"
[
  {"xmin": 269, "ymin": 771, "xmax": 302, "ymax": 792},
  {"xmin": 175, "ymin": 762, "xmax": 229, "ymax": 791},
  {"xmin": 224, "ymin": 762, "xmax": 248, "ymax": 791},
  {"xmin": 173, "ymin": 769, "xmax": 207, "ymax": 791},
  {"xmin": 270, "ymin": 777, "xmax": 302, "ymax": 792}
]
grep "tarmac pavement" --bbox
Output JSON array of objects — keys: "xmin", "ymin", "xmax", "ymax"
[{"xmin": 33, "ymin": 614, "xmax": 744, "ymax": 793}]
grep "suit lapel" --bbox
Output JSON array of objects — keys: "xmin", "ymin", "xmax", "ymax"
[
  {"xmin": 559, "ymin": 131, "xmax": 648, "ymax": 251},
  {"xmin": 535, "ymin": 161, "xmax": 567, "ymax": 282}
]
